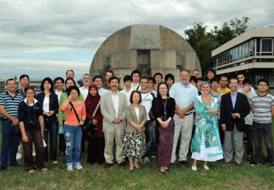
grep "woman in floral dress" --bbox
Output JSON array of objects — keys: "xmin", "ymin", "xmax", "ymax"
[{"xmin": 191, "ymin": 81, "xmax": 223, "ymax": 171}]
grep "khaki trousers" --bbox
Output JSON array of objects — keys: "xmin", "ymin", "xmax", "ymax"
[
  {"xmin": 171, "ymin": 113, "xmax": 194, "ymax": 163},
  {"xmin": 104, "ymin": 127, "xmax": 125, "ymax": 164}
]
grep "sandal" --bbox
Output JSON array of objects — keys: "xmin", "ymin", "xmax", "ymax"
[
  {"xmin": 28, "ymin": 169, "xmax": 35, "ymax": 174},
  {"xmin": 41, "ymin": 168, "xmax": 48, "ymax": 172}
]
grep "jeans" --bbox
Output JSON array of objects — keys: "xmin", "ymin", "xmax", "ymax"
[
  {"xmin": 59, "ymin": 121, "xmax": 66, "ymax": 154},
  {"xmin": 253, "ymin": 122, "xmax": 274, "ymax": 164},
  {"xmin": 244, "ymin": 124, "xmax": 254, "ymax": 156},
  {"xmin": 1, "ymin": 120, "xmax": 21, "ymax": 167},
  {"xmin": 64, "ymin": 124, "xmax": 82, "ymax": 167},
  {"xmin": 44, "ymin": 120, "xmax": 58, "ymax": 161},
  {"xmin": 151, "ymin": 127, "xmax": 157, "ymax": 155},
  {"xmin": 144, "ymin": 120, "xmax": 153, "ymax": 156}
]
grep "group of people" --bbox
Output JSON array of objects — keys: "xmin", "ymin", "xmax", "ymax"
[{"xmin": 0, "ymin": 68, "xmax": 274, "ymax": 174}]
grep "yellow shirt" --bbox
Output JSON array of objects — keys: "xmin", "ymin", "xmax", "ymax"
[{"xmin": 217, "ymin": 87, "xmax": 231, "ymax": 95}]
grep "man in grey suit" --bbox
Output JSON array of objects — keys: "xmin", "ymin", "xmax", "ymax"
[{"xmin": 100, "ymin": 76, "xmax": 128, "ymax": 167}]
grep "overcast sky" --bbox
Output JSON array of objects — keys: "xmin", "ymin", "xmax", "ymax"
[{"xmin": 1, "ymin": 0, "xmax": 273, "ymax": 80}]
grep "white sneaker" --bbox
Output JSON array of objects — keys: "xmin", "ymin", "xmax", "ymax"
[
  {"xmin": 16, "ymin": 153, "xmax": 22, "ymax": 160},
  {"xmin": 144, "ymin": 157, "xmax": 150, "ymax": 163},
  {"xmin": 191, "ymin": 166, "xmax": 197, "ymax": 171},
  {"xmin": 74, "ymin": 165, "xmax": 83, "ymax": 170},
  {"xmin": 53, "ymin": 160, "xmax": 58, "ymax": 164},
  {"xmin": 67, "ymin": 166, "xmax": 73, "ymax": 171},
  {"xmin": 203, "ymin": 165, "xmax": 209, "ymax": 170}
]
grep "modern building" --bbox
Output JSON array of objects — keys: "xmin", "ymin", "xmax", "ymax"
[{"xmin": 212, "ymin": 27, "xmax": 274, "ymax": 88}]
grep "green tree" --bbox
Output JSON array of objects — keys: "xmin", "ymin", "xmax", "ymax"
[
  {"xmin": 185, "ymin": 23, "xmax": 218, "ymax": 74},
  {"xmin": 185, "ymin": 17, "xmax": 250, "ymax": 75},
  {"xmin": 230, "ymin": 17, "xmax": 250, "ymax": 36}
]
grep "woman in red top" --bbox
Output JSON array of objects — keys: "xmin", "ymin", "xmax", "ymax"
[{"xmin": 85, "ymin": 84, "xmax": 104, "ymax": 164}]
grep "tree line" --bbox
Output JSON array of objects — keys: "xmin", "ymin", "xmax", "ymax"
[{"xmin": 184, "ymin": 17, "xmax": 250, "ymax": 76}]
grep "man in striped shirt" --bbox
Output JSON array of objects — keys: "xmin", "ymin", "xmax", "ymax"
[
  {"xmin": 0, "ymin": 78, "xmax": 23, "ymax": 170},
  {"xmin": 250, "ymin": 79, "xmax": 274, "ymax": 167}
]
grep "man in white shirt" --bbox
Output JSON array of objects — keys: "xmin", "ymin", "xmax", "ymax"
[
  {"xmin": 54, "ymin": 77, "xmax": 65, "ymax": 102},
  {"xmin": 237, "ymin": 73, "xmax": 256, "ymax": 93},
  {"xmin": 131, "ymin": 70, "xmax": 141, "ymax": 91},
  {"xmin": 120, "ymin": 75, "xmax": 133, "ymax": 105},
  {"xmin": 79, "ymin": 74, "xmax": 91, "ymax": 100},
  {"xmin": 93, "ymin": 75, "xmax": 109, "ymax": 96},
  {"xmin": 53, "ymin": 77, "xmax": 65, "ymax": 155},
  {"xmin": 241, "ymin": 78, "xmax": 256, "ymax": 161},
  {"xmin": 139, "ymin": 77, "xmax": 154, "ymax": 163},
  {"xmin": 153, "ymin": 73, "xmax": 163, "ymax": 91}
]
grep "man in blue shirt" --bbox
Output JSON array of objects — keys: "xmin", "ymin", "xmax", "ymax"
[
  {"xmin": 170, "ymin": 69, "xmax": 198, "ymax": 165},
  {"xmin": 0, "ymin": 78, "xmax": 23, "ymax": 170}
]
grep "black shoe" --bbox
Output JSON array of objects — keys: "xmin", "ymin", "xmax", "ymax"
[
  {"xmin": 118, "ymin": 162, "xmax": 126, "ymax": 167},
  {"xmin": 104, "ymin": 163, "xmax": 113, "ymax": 168},
  {"xmin": 0, "ymin": 166, "xmax": 7, "ymax": 171},
  {"xmin": 246, "ymin": 154, "xmax": 253, "ymax": 162},
  {"xmin": 251, "ymin": 161, "xmax": 260, "ymax": 166},
  {"xmin": 10, "ymin": 162, "xmax": 22, "ymax": 167},
  {"xmin": 179, "ymin": 161, "xmax": 189, "ymax": 166},
  {"xmin": 271, "ymin": 164, "xmax": 274, "ymax": 168}
]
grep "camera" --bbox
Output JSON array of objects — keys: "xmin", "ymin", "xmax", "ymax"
[
  {"xmin": 93, "ymin": 127, "xmax": 98, "ymax": 135},
  {"xmin": 28, "ymin": 120, "xmax": 36, "ymax": 127},
  {"xmin": 161, "ymin": 116, "xmax": 167, "ymax": 121}
]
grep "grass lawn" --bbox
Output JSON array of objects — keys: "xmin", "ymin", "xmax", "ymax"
[{"xmin": 0, "ymin": 121, "xmax": 274, "ymax": 190}]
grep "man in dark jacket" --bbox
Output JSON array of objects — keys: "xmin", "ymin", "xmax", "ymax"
[{"xmin": 220, "ymin": 77, "xmax": 250, "ymax": 166}]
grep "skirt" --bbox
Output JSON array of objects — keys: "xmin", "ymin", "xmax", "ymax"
[
  {"xmin": 191, "ymin": 132, "xmax": 223, "ymax": 162},
  {"xmin": 157, "ymin": 121, "xmax": 174, "ymax": 167},
  {"xmin": 122, "ymin": 131, "xmax": 146, "ymax": 158}
]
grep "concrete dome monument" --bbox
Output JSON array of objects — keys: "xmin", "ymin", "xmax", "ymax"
[{"xmin": 89, "ymin": 24, "xmax": 201, "ymax": 81}]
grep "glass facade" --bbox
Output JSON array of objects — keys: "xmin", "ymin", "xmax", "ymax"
[
  {"xmin": 214, "ymin": 38, "xmax": 273, "ymax": 67},
  {"xmin": 261, "ymin": 39, "xmax": 272, "ymax": 52}
]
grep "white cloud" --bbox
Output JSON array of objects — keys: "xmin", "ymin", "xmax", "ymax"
[
  {"xmin": 0, "ymin": 0, "xmax": 273, "ymax": 79},
  {"xmin": 0, "ymin": 61, "xmax": 90, "ymax": 80}
]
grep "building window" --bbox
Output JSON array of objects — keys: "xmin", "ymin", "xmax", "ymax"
[
  {"xmin": 249, "ymin": 39, "xmax": 255, "ymax": 56},
  {"xmin": 261, "ymin": 38, "xmax": 273, "ymax": 53},
  {"xmin": 269, "ymin": 73, "xmax": 274, "ymax": 87}
]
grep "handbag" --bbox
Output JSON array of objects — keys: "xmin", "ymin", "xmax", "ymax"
[
  {"xmin": 44, "ymin": 116, "xmax": 51, "ymax": 132},
  {"xmin": 86, "ymin": 102, "xmax": 100, "ymax": 136}
]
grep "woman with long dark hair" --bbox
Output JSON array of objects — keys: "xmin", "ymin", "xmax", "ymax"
[
  {"xmin": 36, "ymin": 77, "xmax": 59, "ymax": 163},
  {"xmin": 18, "ymin": 86, "xmax": 48, "ymax": 174},
  {"xmin": 151, "ymin": 82, "xmax": 175, "ymax": 173},
  {"xmin": 85, "ymin": 84, "xmax": 104, "ymax": 164}
]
